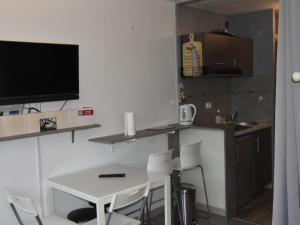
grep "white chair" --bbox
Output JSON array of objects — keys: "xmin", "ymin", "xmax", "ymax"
[
  {"xmin": 147, "ymin": 150, "xmax": 183, "ymax": 225},
  {"xmin": 172, "ymin": 141, "xmax": 210, "ymax": 217},
  {"xmin": 83, "ymin": 181, "xmax": 151, "ymax": 225},
  {"xmin": 3, "ymin": 188, "xmax": 77, "ymax": 225},
  {"xmin": 147, "ymin": 150, "xmax": 173, "ymax": 175}
]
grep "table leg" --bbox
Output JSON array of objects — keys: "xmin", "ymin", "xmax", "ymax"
[
  {"xmin": 43, "ymin": 183, "xmax": 54, "ymax": 217},
  {"xmin": 96, "ymin": 199, "xmax": 106, "ymax": 225},
  {"xmin": 168, "ymin": 130, "xmax": 180, "ymax": 158},
  {"xmin": 165, "ymin": 175, "xmax": 171, "ymax": 225}
]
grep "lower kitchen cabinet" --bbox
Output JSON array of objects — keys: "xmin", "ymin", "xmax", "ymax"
[
  {"xmin": 236, "ymin": 135, "xmax": 254, "ymax": 207},
  {"xmin": 253, "ymin": 128, "xmax": 272, "ymax": 192},
  {"xmin": 235, "ymin": 127, "xmax": 272, "ymax": 207}
]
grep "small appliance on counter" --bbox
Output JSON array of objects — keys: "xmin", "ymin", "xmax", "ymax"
[{"xmin": 179, "ymin": 104, "xmax": 197, "ymax": 125}]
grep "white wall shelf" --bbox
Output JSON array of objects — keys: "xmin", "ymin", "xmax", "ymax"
[
  {"xmin": 89, "ymin": 124, "xmax": 191, "ymax": 151},
  {"xmin": 0, "ymin": 124, "xmax": 101, "ymax": 143}
]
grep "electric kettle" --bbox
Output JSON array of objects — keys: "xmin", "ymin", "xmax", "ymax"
[{"xmin": 179, "ymin": 104, "xmax": 197, "ymax": 125}]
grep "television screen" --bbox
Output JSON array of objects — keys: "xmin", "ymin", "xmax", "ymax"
[{"xmin": 0, "ymin": 40, "xmax": 79, "ymax": 105}]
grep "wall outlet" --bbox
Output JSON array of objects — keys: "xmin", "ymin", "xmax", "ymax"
[{"xmin": 205, "ymin": 102, "xmax": 212, "ymax": 109}]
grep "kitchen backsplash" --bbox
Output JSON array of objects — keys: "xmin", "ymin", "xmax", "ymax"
[{"xmin": 180, "ymin": 78, "xmax": 231, "ymax": 126}]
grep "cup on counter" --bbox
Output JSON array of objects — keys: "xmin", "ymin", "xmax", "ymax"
[{"xmin": 124, "ymin": 112, "xmax": 136, "ymax": 136}]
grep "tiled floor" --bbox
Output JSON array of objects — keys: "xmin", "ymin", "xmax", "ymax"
[
  {"xmin": 149, "ymin": 190, "xmax": 273, "ymax": 225},
  {"xmin": 235, "ymin": 189, "xmax": 273, "ymax": 225}
]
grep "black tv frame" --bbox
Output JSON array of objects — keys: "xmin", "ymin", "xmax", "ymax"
[
  {"xmin": 0, "ymin": 94, "xmax": 79, "ymax": 105},
  {"xmin": 0, "ymin": 40, "xmax": 79, "ymax": 106}
]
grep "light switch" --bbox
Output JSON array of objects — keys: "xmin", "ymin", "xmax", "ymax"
[{"xmin": 205, "ymin": 102, "xmax": 212, "ymax": 109}]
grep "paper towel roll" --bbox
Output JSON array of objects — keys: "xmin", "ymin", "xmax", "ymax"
[{"xmin": 124, "ymin": 112, "xmax": 136, "ymax": 136}]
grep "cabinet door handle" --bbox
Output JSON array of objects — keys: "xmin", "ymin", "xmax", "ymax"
[
  {"xmin": 235, "ymin": 146, "xmax": 239, "ymax": 163},
  {"xmin": 215, "ymin": 62, "xmax": 225, "ymax": 65},
  {"xmin": 233, "ymin": 59, "xmax": 236, "ymax": 68},
  {"xmin": 256, "ymin": 137, "xmax": 260, "ymax": 152}
]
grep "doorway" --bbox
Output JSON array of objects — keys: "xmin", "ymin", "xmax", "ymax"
[{"xmin": 175, "ymin": 1, "xmax": 279, "ymax": 225}]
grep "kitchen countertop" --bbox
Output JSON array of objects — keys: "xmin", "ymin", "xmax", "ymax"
[
  {"xmin": 89, "ymin": 122, "xmax": 272, "ymax": 145},
  {"xmin": 191, "ymin": 123, "xmax": 227, "ymax": 130},
  {"xmin": 190, "ymin": 122, "xmax": 272, "ymax": 137},
  {"xmin": 234, "ymin": 123, "xmax": 272, "ymax": 137},
  {"xmin": 89, "ymin": 124, "xmax": 192, "ymax": 144}
]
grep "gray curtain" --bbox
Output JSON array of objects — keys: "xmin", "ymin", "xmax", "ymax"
[{"xmin": 273, "ymin": 0, "xmax": 300, "ymax": 224}]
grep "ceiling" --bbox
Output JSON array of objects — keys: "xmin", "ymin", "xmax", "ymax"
[{"xmin": 180, "ymin": 0, "xmax": 279, "ymax": 16}]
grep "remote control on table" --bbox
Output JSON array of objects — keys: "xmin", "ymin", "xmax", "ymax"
[{"xmin": 98, "ymin": 173, "xmax": 126, "ymax": 178}]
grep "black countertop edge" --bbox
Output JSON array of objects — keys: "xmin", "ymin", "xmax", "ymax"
[{"xmin": 191, "ymin": 123, "xmax": 272, "ymax": 136}]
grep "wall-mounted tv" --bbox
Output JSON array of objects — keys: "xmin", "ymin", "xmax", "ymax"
[{"xmin": 0, "ymin": 40, "xmax": 79, "ymax": 105}]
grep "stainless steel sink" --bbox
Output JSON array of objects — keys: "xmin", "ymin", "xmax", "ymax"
[
  {"xmin": 234, "ymin": 124, "xmax": 252, "ymax": 131},
  {"xmin": 232, "ymin": 121, "xmax": 259, "ymax": 131},
  {"xmin": 234, "ymin": 121, "xmax": 258, "ymax": 126}
]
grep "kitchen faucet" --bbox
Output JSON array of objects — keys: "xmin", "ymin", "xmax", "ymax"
[{"xmin": 231, "ymin": 110, "xmax": 238, "ymax": 121}]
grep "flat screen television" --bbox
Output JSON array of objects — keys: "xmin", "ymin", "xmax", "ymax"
[{"xmin": 0, "ymin": 40, "xmax": 79, "ymax": 105}]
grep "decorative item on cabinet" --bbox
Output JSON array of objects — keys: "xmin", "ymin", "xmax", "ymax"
[{"xmin": 182, "ymin": 33, "xmax": 203, "ymax": 77}]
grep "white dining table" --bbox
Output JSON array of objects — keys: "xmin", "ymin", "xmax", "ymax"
[{"xmin": 44, "ymin": 164, "xmax": 171, "ymax": 225}]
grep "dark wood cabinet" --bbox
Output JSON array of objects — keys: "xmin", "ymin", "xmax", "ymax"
[
  {"xmin": 232, "ymin": 36, "xmax": 253, "ymax": 77},
  {"xmin": 235, "ymin": 135, "xmax": 254, "ymax": 207},
  {"xmin": 202, "ymin": 33, "xmax": 233, "ymax": 74},
  {"xmin": 202, "ymin": 33, "xmax": 253, "ymax": 76},
  {"xmin": 253, "ymin": 128, "xmax": 272, "ymax": 192},
  {"xmin": 235, "ymin": 127, "xmax": 272, "ymax": 207}
]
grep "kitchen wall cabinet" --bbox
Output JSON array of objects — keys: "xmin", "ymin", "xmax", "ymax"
[
  {"xmin": 180, "ymin": 33, "xmax": 253, "ymax": 77},
  {"xmin": 202, "ymin": 33, "xmax": 253, "ymax": 76},
  {"xmin": 235, "ymin": 127, "xmax": 272, "ymax": 207}
]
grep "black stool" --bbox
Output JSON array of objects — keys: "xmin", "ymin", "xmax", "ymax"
[
  {"xmin": 68, "ymin": 207, "xmax": 96, "ymax": 223},
  {"xmin": 67, "ymin": 203, "xmax": 109, "ymax": 223}
]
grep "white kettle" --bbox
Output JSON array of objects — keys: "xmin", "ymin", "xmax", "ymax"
[{"xmin": 179, "ymin": 104, "xmax": 197, "ymax": 125}]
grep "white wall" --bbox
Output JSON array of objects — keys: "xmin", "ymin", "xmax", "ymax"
[
  {"xmin": 0, "ymin": 1, "xmax": 177, "ymax": 224},
  {"xmin": 180, "ymin": 128, "xmax": 226, "ymax": 215}
]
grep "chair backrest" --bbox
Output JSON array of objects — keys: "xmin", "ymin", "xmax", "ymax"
[
  {"xmin": 108, "ymin": 181, "xmax": 151, "ymax": 212},
  {"xmin": 180, "ymin": 141, "xmax": 202, "ymax": 170},
  {"xmin": 2, "ymin": 188, "xmax": 42, "ymax": 225},
  {"xmin": 106, "ymin": 181, "xmax": 151, "ymax": 225},
  {"xmin": 147, "ymin": 150, "xmax": 173, "ymax": 175}
]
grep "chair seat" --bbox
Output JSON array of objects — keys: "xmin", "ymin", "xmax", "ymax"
[
  {"xmin": 83, "ymin": 212, "xmax": 140, "ymax": 225},
  {"xmin": 172, "ymin": 157, "xmax": 201, "ymax": 172},
  {"xmin": 29, "ymin": 215, "xmax": 77, "ymax": 225}
]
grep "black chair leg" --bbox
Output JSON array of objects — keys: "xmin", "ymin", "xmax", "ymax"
[{"xmin": 172, "ymin": 180, "xmax": 184, "ymax": 225}]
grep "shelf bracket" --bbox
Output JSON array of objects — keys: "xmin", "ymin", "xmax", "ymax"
[
  {"xmin": 149, "ymin": 136, "xmax": 153, "ymax": 144},
  {"xmin": 126, "ymin": 138, "xmax": 137, "ymax": 144},
  {"xmin": 108, "ymin": 144, "xmax": 114, "ymax": 152},
  {"xmin": 71, "ymin": 130, "xmax": 75, "ymax": 143}
]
